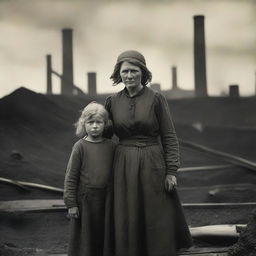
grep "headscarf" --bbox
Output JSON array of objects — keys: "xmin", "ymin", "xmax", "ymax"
[
  {"xmin": 116, "ymin": 50, "xmax": 147, "ymax": 67},
  {"xmin": 111, "ymin": 50, "xmax": 152, "ymax": 85}
]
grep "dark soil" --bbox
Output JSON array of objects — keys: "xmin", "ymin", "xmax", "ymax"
[{"xmin": 1, "ymin": 87, "xmax": 256, "ymax": 253}]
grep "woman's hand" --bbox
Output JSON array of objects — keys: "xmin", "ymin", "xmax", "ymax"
[
  {"xmin": 68, "ymin": 207, "xmax": 79, "ymax": 218},
  {"xmin": 164, "ymin": 175, "xmax": 177, "ymax": 192}
]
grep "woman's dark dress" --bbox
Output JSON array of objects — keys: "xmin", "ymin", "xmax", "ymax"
[{"xmin": 105, "ymin": 86, "xmax": 192, "ymax": 256}]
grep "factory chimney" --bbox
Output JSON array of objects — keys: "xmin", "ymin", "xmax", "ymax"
[
  {"xmin": 61, "ymin": 28, "xmax": 74, "ymax": 95},
  {"xmin": 255, "ymin": 72, "xmax": 256, "ymax": 96},
  {"xmin": 194, "ymin": 15, "xmax": 207, "ymax": 97},
  {"xmin": 229, "ymin": 85, "xmax": 239, "ymax": 97},
  {"xmin": 172, "ymin": 66, "xmax": 178, "ymax": 90},
  {"xmin": 88, "ymin": 72, "xmax": 97, "ymax": 96},
  {"xmin": 46, "ymin": 54, "xmax": 52, "ymax": 95}
]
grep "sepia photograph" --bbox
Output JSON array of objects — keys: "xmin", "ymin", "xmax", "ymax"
[{"xmin": 0, "ymin": 0, "xmax": 256, "ymax": 255}]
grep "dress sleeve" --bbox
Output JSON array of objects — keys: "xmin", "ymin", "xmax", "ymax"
[
  {"xmin": 63, "ymin": 143, "xmax": 81, "ymax": 208},
  {"xmin": 105, "ymin": 96, "xmax": 112, "ymax": 121},
  {"xmin": 104, "ymin": 96, "xmax": 114, "ymax": 138},
  {"xmin": 155, "ymin": 93, "xmax": 180, "ymax": 176}
]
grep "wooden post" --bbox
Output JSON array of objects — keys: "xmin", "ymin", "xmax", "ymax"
[
  {"xmin": 88, "ymin": 72, "xmax": 97, "ymax": 96},
  {"xmin": 46, "ymin": 55, "xmax": 52, "ymax": 95},
  {"xmin": 255, "ymin": 71, "xmax": 256, "ymax": 96},
  {"xmin": 194, "ymin": 15, "xmax": 207, "ymax": 97},
  {"xmin": 229, "ymin": 85, "xmax": 239, "ymax": 97},
  {"xmin": 172, "ymin": 66, "xmax": 178, "ymax": 90},
  {"xmin": 61, "ymin": 28, "xmax": 74, "ymax": 95}
]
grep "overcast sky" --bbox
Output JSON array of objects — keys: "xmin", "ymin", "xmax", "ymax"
[{"xmin": 0, "ymin": 0, "xmax": 256, "ymax": 98}]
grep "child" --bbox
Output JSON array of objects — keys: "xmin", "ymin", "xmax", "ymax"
[{"xmin": 64, "ymin": 102, "xmax": 115, "ymax": 256}]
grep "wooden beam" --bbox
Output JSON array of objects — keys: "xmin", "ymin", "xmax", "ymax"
[
  {"xmin": 183, "ymin": 202, "xmax": 256, "ymax": 208},
  {"xmin": 190, "ymin": 224, "xmax": 246, "ymax": 238},
  {"xmin": 0, "ymin": 177, "xmax": 30, "ymax": 191},
  {"xmin": 0, "ymin": 199, "xmax": 65, "ymax": 213},
  {"xmin": 0, "ymin": 177, "xmax": 63, "ymax": 193},
  {"xmin": 178, "ymin": 183, "xmax": 255, "ymax": 191},
  {"xmin": 179, "ymin": 246, "xmax": 230, "ymax": 255},
  {"xmin": 46, "ymin": 249, "xmax": 230, "ymax": 256},
  {"xmin": 179, "ymin": 164, "xmax": 234, "ymax": 173},
  {"xmin": 179, "ymin": 139, "xmax": 256, "ymax": 172},
  {"xmin": 19, "ymin": 181, "xmax": 64, "ymax": 193},
  {"xmin": 1, "ymin": 199, "xmax": 256, "ymax": 213},
  {"xmin": 51, "ymin": 70, "xmax": 62, "ymax": 78}
]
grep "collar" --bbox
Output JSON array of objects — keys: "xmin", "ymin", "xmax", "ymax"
[{"xmin": 123, "ymin": 85, "xmax": 146, "ymax": 98}]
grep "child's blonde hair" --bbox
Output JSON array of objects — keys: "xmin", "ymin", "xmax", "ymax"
[{"xmin": 75, "ymin": 102, "xmax": 109, "ymax": 138}]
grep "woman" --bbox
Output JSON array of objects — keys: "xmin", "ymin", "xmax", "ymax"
[{"xmin": 105, "ymin": 50, "xmax": 192, "ymax": 256}]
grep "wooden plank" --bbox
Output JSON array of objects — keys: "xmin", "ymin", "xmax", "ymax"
[
  {"xmin": 179, "ymin": 139, "xmax": 256, "ymax": 172},
  {"xmin": 47, "ymin": 253, "xmax": 228, "ymax": 256},
  {"xmin": 19, "ymin": 181, "xmax": 64, "ymax": 193},
  {"xmin": 44, "ymin": 247, "xmax": 230, "ymax": 256},
  {"xmin": 47, "ymin": 254, "xmax": 227, "ymax": 256},
  {"xmin": 179, "ymin": 183, "xmax": 255, "ymax": 191},
  {"xmin": 190, "ymin": 224, "xmax": 246, "ymax": 238},
  {"xmin": 0, "ymin": 177, "xmax": 30, "ymax": 191},
  {"xmin": 0, "ymin": 177, "xmax": 64, "ymax": 193},
  {"xmin": 179, "ymin": 164, "xmax": 234, "ymax": 173},
  {"xmin": 178, "ymin": 183, "xmax": 256, "ymax": 197},
  {"xmin": 179, "ymin": 247, "xmax": 229, "ymax": 255},
  {"xmin": 179, "ymin": 253, "xmax": 227, "ymax": 256},
  {"xmin": 0, "ymin": 199, "xmax": 65, "ymax": 213},
  {"xmin": 1, "ymin": 199, "xmax": 256, "ymax": 212},
  {"xmin": 183, "ymin": 202, "xmax": 256, "ymax": 208}
]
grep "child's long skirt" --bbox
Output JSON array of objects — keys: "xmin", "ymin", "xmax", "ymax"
[{"xmin": 68, "ymin": 186, "xmax": 114, "ymax": 256}]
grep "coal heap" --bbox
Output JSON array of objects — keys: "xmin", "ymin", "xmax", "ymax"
[{"xmin": 0, "ymin": 87, "xmax": 90, "ymax": 187}]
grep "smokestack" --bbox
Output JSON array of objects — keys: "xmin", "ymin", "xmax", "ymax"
[
  {"xmin": 88, "ymin": 72, "xmax": 97, "ymax": 96},
  {"xmin": 171, "ymin": 66, "xmax": 178, "ymax": 90},
  {"xmin": 61, "ymin": 28, "xmax": 74, "ymax": 95},
  {"xmin": 229, "ymin": 85, "xmax": 239, "ymax": 97},
  {"xmin": 255, "ymin": 71, "xmax": 256, "ymax": 96},
  {"xmin": 46, "ymin": 55, "xmax": 52, "ymax": 95},
  {"xmin": 194, "ymin": 15, "xmax": 207, "ymax": 97}
]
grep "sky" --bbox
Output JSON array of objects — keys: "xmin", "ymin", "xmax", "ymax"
[{"xmin": 0, "ymin": 0, "xmax": 256, "ymax": 98}]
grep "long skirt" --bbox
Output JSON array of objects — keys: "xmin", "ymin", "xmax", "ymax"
[
  {"xmin": 68, "ymin": 187, "xmax": 114, "ymax": 256},
  {"xmin": 113, "ymin": 143, "xmax": 192, "ymax": 256}
]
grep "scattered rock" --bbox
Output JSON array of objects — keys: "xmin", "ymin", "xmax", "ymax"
[
  {"xmin": 228, "ymin": 211, "xmax": 256, "ymax": 256},
  {"xmin": 0, "ymin": 243, "xmax": 37, "ymax": 256},
  {"xmin": 192, "ymin": 122, "xmax": 204, "ymax": 133},
  {"xmin": 10, "ymin": 150, "xmax": 23, "ymax": 160}
]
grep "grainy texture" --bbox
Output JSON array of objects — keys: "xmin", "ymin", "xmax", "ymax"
[
  {"xmin": 1, "ymin": 88, "xmax": 256, "ymax": 254},
  {"xmin": 228, "ymin": 212, "xmax": 256, "ymax": 256}
]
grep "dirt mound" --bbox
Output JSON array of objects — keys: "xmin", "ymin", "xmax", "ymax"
[
  {"xmin": 169, "ymin": 97, "xmax": 256, "ymax": 128},
  {"xmin": 1, "ymin": 86, "xmax": 255, "ymax": 188},
  {"xmin": 0, "ymin": 88, "xmax": 89, "ymax": 187},
  {"xmin": 0, "ymin": 87, "xmax": 75, "ymax": 131},
  {"xmin": 1, "ymin": 88, "xmax": 256, "ymax": 252}
]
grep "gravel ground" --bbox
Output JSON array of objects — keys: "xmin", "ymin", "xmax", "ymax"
[{"xmin": 1, "ymin": 88, "xmax": 256, "ymax": 254}]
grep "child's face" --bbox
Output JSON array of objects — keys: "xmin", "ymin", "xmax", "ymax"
[{"xmin": 85, "ymin": 115, "xmax": 105, "ymax": 140}]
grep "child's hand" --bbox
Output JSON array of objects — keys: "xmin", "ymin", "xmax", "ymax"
[{"xmin": 68, "ymin": 207, "xmax": 79, "ymax": 218}]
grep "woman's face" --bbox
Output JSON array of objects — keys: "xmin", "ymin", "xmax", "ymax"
[{"xmin": 120, "ymin": 61, "xmax": 142, "ymax": 90}]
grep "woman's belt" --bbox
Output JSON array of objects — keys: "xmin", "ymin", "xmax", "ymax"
[{"xmin": 119, "ymin": 137, "xmax": 159, "ymax": 147}]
